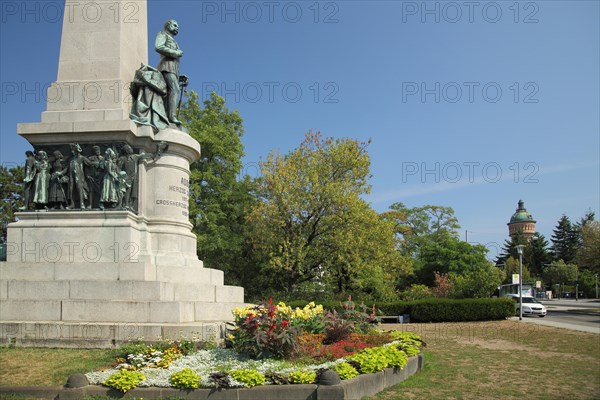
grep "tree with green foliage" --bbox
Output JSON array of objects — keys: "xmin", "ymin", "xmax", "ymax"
[
  {"xmin": 576, "ymin": 220, "xmax": 600, "ymax": 274},
  {"xmin": 247, "ymin": 131, "xmax": 407, "ymax": 300},
  {"xmin": 542, "ymin": 260, "xmax": 577, "ymax": 295},
  {"xmin": 324, "ymin": 204, "xmax": 410, "ymax": 301},
  {"xmin": 449, "ymin": 262, "xmax": 504, "ymax": 298},
  {"xmin": 0, "ymin": 165, "xmax": 24, "ymax": 243},
  {"xmin": 399, "ymin": 284, "xmax": 432, "ymax": 301},
  {"xmin": 179, "ymin": 92, "xmax": 256, "ymax": 282},
  {"xmin": 414, "ymin": 230, "xmax": 491, "ymax": 288},
  {"xmin": 578, "ymin": 269, "xmax": 599, "ymax": 298},
  {"xmin": 550, "ymin": 215, "xmax": 579, "ymax": 264},
  {"xmin": 382, "ymin": 202, "xmax": 460, "ymax": 257},
  {"xmin": 499, "ymin": 256, "xmax": 531, "ymax": 285}
]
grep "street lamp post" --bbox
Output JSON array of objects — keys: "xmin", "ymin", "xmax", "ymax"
[
  {"xmin": 575, "ymin": 266, "xmax": 579, "ymax": 301},
  {"xmin": 516, "ymin": 245, "xmax": 525, "ymax": 321}
]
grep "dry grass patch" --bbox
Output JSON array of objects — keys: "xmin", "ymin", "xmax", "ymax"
[
  {"xmin": 0, "ymin": 347, "xmax": 115, "ymax": 387},
  {"xmin": 372, "ymin": 320, "xmax": 600, "ymax": 400}
]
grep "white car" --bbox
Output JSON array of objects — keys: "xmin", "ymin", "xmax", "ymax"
[{"xmin": 504, "ymin": 295, "xmax": 547, "ymax": 317}]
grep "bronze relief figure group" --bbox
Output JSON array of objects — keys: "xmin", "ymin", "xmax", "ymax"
[{"xmin": 21, "ymin": 142, "xmax": 167, "ymax": 213}]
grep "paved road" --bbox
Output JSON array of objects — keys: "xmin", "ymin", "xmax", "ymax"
[{"xmin": 511, "ymin": 299, "xmax": 600, "ymax": 334}]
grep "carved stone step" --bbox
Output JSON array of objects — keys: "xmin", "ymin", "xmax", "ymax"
[
  {"xmin": 0, "ymin": 280, "xmax": 243, "ymax": 303},
  {"xmin": 0, "ymin": 299, "xmax": 244, "ymax": 323},
  {"xmin": 0, "ymin": 262, "xmax": 224, "ymax": 286},
  {"xmin": 1, "ymin": 321, "xmax": 226, "ymax": 349}
]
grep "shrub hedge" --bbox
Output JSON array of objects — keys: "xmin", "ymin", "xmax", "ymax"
[
  {"xmin": 408, "ymin": 298, "xmax": 514, "ymax": 322},
  {"xmin": 286, "ymin": 298, "xmax": 514, "ymax": 323}
]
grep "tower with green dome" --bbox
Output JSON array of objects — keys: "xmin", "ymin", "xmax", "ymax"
[{"xmin": 507, "ymin": 199, "xmax": 536, "ymax": 239}]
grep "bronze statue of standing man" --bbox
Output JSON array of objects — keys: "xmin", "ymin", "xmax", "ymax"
[{"xmin": 155, "ymin": 19, "xmax": 183, "ymax": 125}]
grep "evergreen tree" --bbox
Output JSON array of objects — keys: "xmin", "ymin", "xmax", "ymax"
[
  {"xmin": 525, "ymin": 233, "xmax": 551, "ymax": 277},
  {"xmin": 496, "ymin": 229, "xmax": 528, "ymax": 265},
  {"xmin": 496, "ymin": 230, "xmax": 549, "ymax": 279},
  {"xmin": 574, "ymin": 211, "xmax": 596, "ymax": 247},
  {"xmin": 550, "ymin": 215, "xmax": 579, "ymax": 264}
]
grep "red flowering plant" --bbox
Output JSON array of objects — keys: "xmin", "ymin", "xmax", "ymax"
[
  {"xmin": 292, "ymin": 332, "xmax": 380, "ymax": 361},
  {"xmin": 340, "ymin": 296, "xmax": 380, "ymax": 334},
  {"xmin": 291, "ymin": 333, "xmax": 325, "ymax": 360},
  {"xmin": 228, "ymin": 298, "xmax": 300, "ymax": 359},
  {"xmin": 317, "ymin": 338, "xmax": 375, "ymax": 360}
]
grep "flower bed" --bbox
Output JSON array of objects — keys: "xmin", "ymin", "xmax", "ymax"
[{"xmin": 83, "ymin": 298, "xmax": 425, "ymax": 395}]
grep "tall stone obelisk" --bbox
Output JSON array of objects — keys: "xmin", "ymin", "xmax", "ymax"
[
  {"xmin": 1, "ymin": 0, "xmax": 244, "ymax": 348},
  {"xmin": 21, "ymin": 0, "xmax": 148, "ymax": 140}
]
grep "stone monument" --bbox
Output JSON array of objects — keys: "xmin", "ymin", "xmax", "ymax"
[{"xmin": 0, "ymin": 0, "xmax": 244, "ymax": 347}]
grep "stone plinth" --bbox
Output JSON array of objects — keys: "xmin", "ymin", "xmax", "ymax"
[
  {"xmin": 43, "ymin": 0, "xmax": 148, "ymax": 122},
  {"xmin": 3, "ymin": 122, "xmax": 244, "ymax": 348},
  {"xmin": 10, "ymin": 125, "xmax": 201, "ymax": 266}
]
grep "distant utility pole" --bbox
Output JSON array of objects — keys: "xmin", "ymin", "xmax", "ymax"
[{"xmin": 516, "ymin": 245, "xmax": 525, "ymax": 321}]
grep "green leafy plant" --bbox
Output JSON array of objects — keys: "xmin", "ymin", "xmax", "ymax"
[
  {"xmin": 288, "ymin": 370, "xmax": 317, "ymax": 384},
  {"xmin": 398, "ymin": 343, "xmax": 420, "ymax": 357},
  {"xmin": 114, "ymin": 340, "xmax": 147, "ymax": 360},
  {"xmin": 169, "ymin": 368, "xmax": 200, "ymax": 389},
  {"xmin": 177, "ymin": 339, "xmax": 196, "ymax": 355},
  {"xmin": 390, "ymin": 330, "xmax": 424, "ymax": 356},
  {"xmin": 230, "ymin": 369, "xmax": 266, "ymax": 388},
  {"xmin": 103, "ymin": 369, "xmax": 146, "ymax": 392},
  {"xmin": 333, "ymin": 362, "xmax": 359, "ymax": 380},
  {"xmin": 382, "ymin": 345, "xmax": 408, "ymax": 368},
  {"xmin": 279, "ymin": 302, "xmax": 327, "ymax": 334},
  {"xmin": 346, "ymin": 344, "xmax": 409, "ymax": 371},
  {"xmin": 348, "ymin": 346, "xmax": 392, "ymax": 373},
  {"xmin": 295, "ymin": 298, "xmax": 513, "ymax": 323},
  {"xmin": 389, "ymin": 331, "xmax": 423, "ymax": 345}
]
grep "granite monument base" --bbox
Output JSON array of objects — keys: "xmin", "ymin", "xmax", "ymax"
[{"xmin": 1, "ymin": 123, "xmax": 245, "ymax": 348}]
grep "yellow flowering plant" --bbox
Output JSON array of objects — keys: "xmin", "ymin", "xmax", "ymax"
[{"xmin": 233, "ymin": 301, "xmax": 325, "ymax": 334}]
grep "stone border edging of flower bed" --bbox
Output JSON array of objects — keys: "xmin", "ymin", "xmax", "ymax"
[{"xmin": 0, "ymin": 354, "xmax": 423, "ymax": 400}]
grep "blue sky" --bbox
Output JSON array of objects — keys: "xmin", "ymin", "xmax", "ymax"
[{"xmin": 1, "ymin": 0, "xmax": 598, "ymax": 260}]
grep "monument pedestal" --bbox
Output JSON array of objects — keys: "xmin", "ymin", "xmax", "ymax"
[{"xmin": 0, "ymin": 123, "xmax": 245, "ymax": 348}]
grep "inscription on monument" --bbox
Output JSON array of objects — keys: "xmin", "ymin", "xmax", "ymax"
[{"xmin": 156, "ymin": 177, "xmax": 190, "ymax": 217}]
